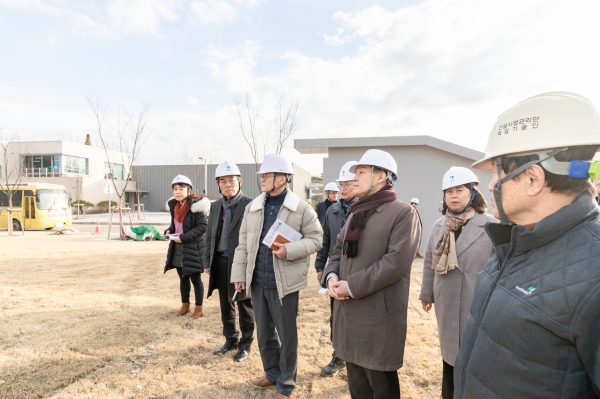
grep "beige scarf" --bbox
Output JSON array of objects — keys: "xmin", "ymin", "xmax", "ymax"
[{"xmin": 432, "ymin": 208, "xmax": 476, "ymax": 274}]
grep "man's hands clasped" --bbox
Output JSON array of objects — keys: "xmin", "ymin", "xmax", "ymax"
[{"xmin": 327, "ymin": 275, "xmax": 350, "ymax": 300}]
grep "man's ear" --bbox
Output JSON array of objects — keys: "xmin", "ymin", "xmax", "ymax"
[
  {"xmin": 525, "ymin": 165, "xmax": 546, "ymax": 196},
  {"xmin": 238, "ymin": 177, "xmax": 243, "ymax": 186}
]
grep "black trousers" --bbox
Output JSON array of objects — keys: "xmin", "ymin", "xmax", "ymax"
[
  {"xmin": 176, "ymin": 267, "xmax": 203, "ymax": 306},
  {"xmin": 442, "ymin": 360, "xmax": 454, "ymax": 399},
  {"xmin": 329, "ymin": 296, "xmax": 337, "ymax": 357},
  {"xmin": 346, "ymin": 362, "xmax": 400, "ymax": 399},
  {"xmin": 212, "ymin": 255, "xmax": 255, "ymax": 351},
  {"xmin": 252, "ymin": 285, "xmax": 299, "ymax": 396}
]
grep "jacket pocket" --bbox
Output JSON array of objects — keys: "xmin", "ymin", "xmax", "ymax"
[
  {"xmin": 374, "ymin": 290, "xmax": 387, "ymax": 319},
  {"xmin": 282, "ymin": 258, "xmax": 308, "ymax": 287}
]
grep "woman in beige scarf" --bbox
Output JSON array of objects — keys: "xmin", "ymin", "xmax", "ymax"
[{"xmin": 419, "ymin": 167, "xmax": 498, "ymax": 399}]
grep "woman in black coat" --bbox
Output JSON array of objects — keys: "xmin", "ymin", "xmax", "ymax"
[{"xmin": 164, "ymin": 175, "xmax": 210, "ymax": 319}]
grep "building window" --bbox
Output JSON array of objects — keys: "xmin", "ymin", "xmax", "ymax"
[
  {"xmin": 23, "ymin": 154, "xmax": 67, "ymax": 176},
  {"xmin": 63, "ymin": 156, "xmax": 88, "ymax": 175},
  {"xmin": 104, "ymin": 162, "xmax": 124, "ymax": 180},
  {"xmin": 22, "ymin": 154, "xmax": 87, "ymax": 176}
]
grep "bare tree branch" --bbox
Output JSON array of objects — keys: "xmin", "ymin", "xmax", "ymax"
[
  {"xmin": 0, "ymin": 130, "xmax": 28, "ymax": 236},
  {"xmin": 235, "ymin": 93, "xmax": 262, "ymax": 190},
  {"xmin": 87, "ymin": 94, "xmax": 153, "ymax": 239},
  {"xmin": 273, "ymin": 93, "xmax": 300, "ymax": 154}
]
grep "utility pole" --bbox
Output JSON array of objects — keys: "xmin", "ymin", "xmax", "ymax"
[{"xmin": 199, "ymin": 157, "xmax": 207, "ymax": 195}]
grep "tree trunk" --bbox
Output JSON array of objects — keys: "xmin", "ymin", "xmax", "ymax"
[
  {"xmin": 7, "ymin": 197, "xmax": 13, "ymax": 237},
  {"xmin": 118, "ymin": 196, "xmax": 124, "ymax": 239},
  {"xmin": 136, "ymin": 193, "xmax": 141, "ymax": 220}
]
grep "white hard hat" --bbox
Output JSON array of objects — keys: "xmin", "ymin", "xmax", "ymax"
[
  {"xmin": 172, "ymin": 174, "xmax": 193, "ymax": 190},
  {"xmin": 336, "ymin": 161, "xmax": 357, "ymax": 182},
  {"xmin": 442, "ymin": 167, "xmax": 479, "ymax": 191},
  {"xmin": 410, "ymin": 198, "xmax": 419, "ymax": 204},
  {"xmin": 473, "ymin": 91, "xmax": 600, "ymax": 169},
  {"xmin": 350, "ymin": 149, "xmax": 398, "ymax": 178},
  {"xmin": 324, "ymin": 182, "xmax": 339, "ymax": 192},
  {"xmin": 257, "ymin": 154, "xmax": 294, "ymax": 175},
  {"xmin": 215, "ymin": 160, "xmax": 241, "ymax": 179}
]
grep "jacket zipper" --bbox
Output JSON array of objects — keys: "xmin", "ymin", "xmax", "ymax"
[
  {"xmin": 262, "ymin": 206, "xmax": 274, "ymax": 288},
  {"xmin": 458, "ymin": 234, "xmax": 516, "ymax": 396}
]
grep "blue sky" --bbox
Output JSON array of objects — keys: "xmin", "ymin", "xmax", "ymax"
[{"xmin": 1, "ymin": 0, "xmax": 599, "ymax": 174}]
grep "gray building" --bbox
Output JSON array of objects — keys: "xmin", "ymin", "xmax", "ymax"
[
  {"xmin": 294, "ymin": 135, "xmax": 492, "ymax": 251},
  {"xmin": 132, "ymin": 163, "xmax": 312, "ymax": 212}
]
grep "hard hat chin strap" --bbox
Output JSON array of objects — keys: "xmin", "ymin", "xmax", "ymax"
[
  {"xmin": 443, "ymin": 183, "xmax": 478, "ymax": 216},
  {"xmin": 364, "ymin": 166, "xmax": 376, "ymax": 197},
  {"xmin": 493, "ymin": 151, "xmax": 556, "ymax": 225},
  {"xmin": 364, "ymin": 166, "xmax": 396, "ymax": 197}
]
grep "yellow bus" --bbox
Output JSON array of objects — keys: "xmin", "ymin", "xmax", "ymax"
[{"xmin": 0, "ymin": 183, "xmax": 73, "ymax": 231}]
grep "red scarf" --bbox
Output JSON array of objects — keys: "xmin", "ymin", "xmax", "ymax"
[
  {"xmin": 343, "ymin": 184, "xmax": 397, "ymax": 258},
  {"xmin": 174, "ymin": 200, "xmax": 189, "ymax": 223}
]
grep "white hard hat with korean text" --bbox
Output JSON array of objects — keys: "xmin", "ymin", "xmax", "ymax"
[{"xmin": 473, "ymin": 91, "xmax": 600, "ymax": 169}]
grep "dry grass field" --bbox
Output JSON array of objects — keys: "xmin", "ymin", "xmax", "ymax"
[{"xmin": 0, "ymin": 234, "xmax": 441, "ymax": 399}]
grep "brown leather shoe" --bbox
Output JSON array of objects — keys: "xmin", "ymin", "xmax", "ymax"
[
  {"xmin": 175, "ymin": 303, "xmax": 190, "ymax": 316},
  {"xmin": 190, "ymin": 305, "xmax": 203, "ymax": 319},
  {"xmin": 247, "ymin": 375, "xmax": 276, "ymax": 389},
  {"xmin": 274, "ymin": 393, "xmax": 291, "ymax": 399}
]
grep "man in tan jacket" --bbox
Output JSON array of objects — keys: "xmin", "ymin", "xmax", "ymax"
[
  {"xmin": 325, "ymin": 149, "xmax": 421, "ymax": 399},
  {"xmin": 231, "ymin": 154, "xmax": 323, "ymax": 399}
]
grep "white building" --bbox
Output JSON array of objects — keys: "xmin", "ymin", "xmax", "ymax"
[{"xmin": 0, "ymin": 140, "xmax": 136, "ymax": 207}]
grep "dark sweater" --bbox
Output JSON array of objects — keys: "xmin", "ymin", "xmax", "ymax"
[{"xmin": 253, "ymin": 189, "xmax": 287, "ymax": 289}]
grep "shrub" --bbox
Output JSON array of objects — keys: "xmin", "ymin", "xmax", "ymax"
[
  {"xmin": 72, "ymin": 200, "xmax": 94, "ymax": 211},
  {"xmin": 97, "ymin": 200, "xmax": 118, "ymax": 212}
]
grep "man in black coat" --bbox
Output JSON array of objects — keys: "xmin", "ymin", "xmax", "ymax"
[
  {"xmin": 315, "ymin": 182, "xmax": 339, "ymax": 227},
  {"xmin": 204, "ymin": 161, "xmax": 255, "ymax": 362}
]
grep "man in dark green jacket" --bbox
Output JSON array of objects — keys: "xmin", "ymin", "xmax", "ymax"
[{"xmin": 454, "ymin": 92, "xmax": 600, "ymax": 398}]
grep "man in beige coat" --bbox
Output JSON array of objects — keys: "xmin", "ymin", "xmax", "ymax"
[
  {"xmin": 325, "ymin": 149, "xmax": 421, "ymax": 399},
  {"xmin": 231, "ymin": 154, "xmax": 323, "ymax": 399}
]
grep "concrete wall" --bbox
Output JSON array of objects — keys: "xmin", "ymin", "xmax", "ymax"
[
  {"xmin": 132, "ymin": 163, "xmax": 312, "ymax": 212},
  {"xmin": 323, "ymin": 145, "xmax": 492, "ymax": 252},
  {"xmin": 292, "ymin": 164, "xmax": 312, "ymax": 201}
]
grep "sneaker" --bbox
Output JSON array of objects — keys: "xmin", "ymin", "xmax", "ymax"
[
  {"xmin": 320, "ymin": 357, "xmax": 345, "ymax": 377},
  {"xmin": 247, "ymin": 375, "xmax": 276, "ymax": 388}
]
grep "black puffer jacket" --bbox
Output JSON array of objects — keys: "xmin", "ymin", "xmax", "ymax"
[{"xmin": 164, "ymin": 196, "xmax": 210, "ymax": 276}]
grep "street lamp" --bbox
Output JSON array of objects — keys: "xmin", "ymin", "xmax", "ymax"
[{"xmin": 199, "ymin": 157, "xmax": 207, "ymax": 195}]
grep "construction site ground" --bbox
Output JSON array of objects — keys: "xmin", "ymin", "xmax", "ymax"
[{"xmin": 0, "ymin": 232, "xmax": 442, "ymax": 399}]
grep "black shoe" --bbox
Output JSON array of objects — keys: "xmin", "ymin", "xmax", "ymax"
[
  {"xmin": 320, "ymin": 357, "xmax": 345, "ymax": 377},
  {"xmin": 213, "ymin": 341, "xmax": 237, "ymax": 355},
  {"xmin": 234, "ymin": 350, "xmax": 249, "ymax": 362}
]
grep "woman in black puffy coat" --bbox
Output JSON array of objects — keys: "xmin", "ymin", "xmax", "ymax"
[{"xmin": 164, "ymin": 175, "xmax": 210, "ymax": 319}]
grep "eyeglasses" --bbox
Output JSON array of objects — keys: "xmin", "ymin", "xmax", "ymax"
[
  {"xmin": 337, "ymin": 182, "xmax": 352, "ymax": 189},
  {"xmin": 259, "ymin": 173, "xmax": 275, "ymax": 181}
]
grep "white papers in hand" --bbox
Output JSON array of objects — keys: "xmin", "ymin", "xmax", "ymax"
[{"xmin": 262, "ymin": 219, "xmax": 302, "ymax": 250}]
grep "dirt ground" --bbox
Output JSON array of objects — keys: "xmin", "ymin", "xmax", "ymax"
[{"xmin": 0, "ymin": 233, "xmax": 442, "ymax": 399}]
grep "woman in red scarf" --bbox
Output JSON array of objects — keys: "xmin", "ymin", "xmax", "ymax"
[{"xmin": 164, "ymin": 175, "xmax": 210, "ymax": 319}]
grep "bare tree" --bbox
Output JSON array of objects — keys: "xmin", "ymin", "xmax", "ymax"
[
  {"xmin": 0, "ymin": 132, "xmax": 28, "ymax": 236},
  {"xmin": 273, "ymin": 94, "xmax": 300, "ymax": 154},
  {"xmin": 87, "ymin": 95, "xmax": 153, "ymax": 239},
  {"xmin": 235, "ymin": 93, "xmax": 301, "ymax": 190},
  {"xmin": 235, "ymin": 93, "xmax": 262, "ymax": 190}
]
